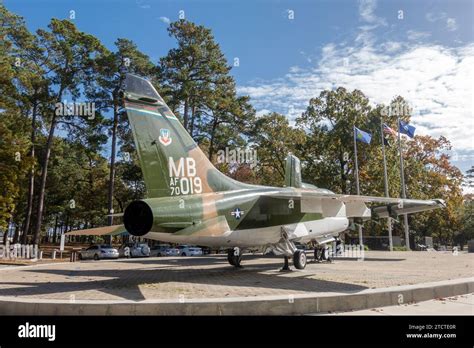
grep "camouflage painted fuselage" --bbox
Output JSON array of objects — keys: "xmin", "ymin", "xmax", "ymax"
[
  {"xmin": 120, "ymin": 74, "xmax": 442, "ymax": 249},
  {"xmin": 65, "ymin": 74, "xmax": 443, "ymax": 250},
  {"xmin": 121, "ymin": 74, "xmax": 348, "ymax": 247},
  {"xmin": 139, "ymin": 188, "xmax": 349, "ymax": 247}
]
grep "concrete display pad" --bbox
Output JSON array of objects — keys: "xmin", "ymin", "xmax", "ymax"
[{"xmin": 0, "ymin": 251, "xmax": 472, "ymax": 315}]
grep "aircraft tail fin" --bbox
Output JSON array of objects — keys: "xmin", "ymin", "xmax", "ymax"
[
  {"xmin": 285, "ymin": 153, "xmax": 302, "ymax": 188},
  {"xmin": 122, "ymin": 74, "xmax": 248, "ymax": 198}
]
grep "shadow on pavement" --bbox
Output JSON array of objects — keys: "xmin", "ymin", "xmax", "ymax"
[{"xmin": 0, "ymin": 256, "xmax": 368, "ymax": 301}]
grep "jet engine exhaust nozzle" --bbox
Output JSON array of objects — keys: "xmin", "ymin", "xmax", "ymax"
[{"xmin": 123, "ymin": 200, "xmax": 153, "ymax": 237}]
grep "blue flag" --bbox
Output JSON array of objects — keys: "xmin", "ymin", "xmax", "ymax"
[
  {"xmin": 399, "ymin": 120, "xmax": 416, "ymax": 138},
  {"xmin": 355, "ymin": 127, "xmax": 372, "ymax": 144}
]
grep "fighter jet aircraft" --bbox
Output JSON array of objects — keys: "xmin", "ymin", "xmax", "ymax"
[{"xmin": 67, "ymin": 73, "xmax": 445, "ymax": 270}]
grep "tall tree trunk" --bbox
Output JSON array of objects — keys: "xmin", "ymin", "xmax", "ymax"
[
  {"xmin": 189, "ymin": 104, "xmax": 196, "ymax": 138},
  {"xmin": 339, "ymin": 149, "xmax": 346, "ymax": 193},
  {"xmin": 64, "ymin": 214, "xmax": 69, "ymax": 236},
  {"xmin": 105, "ymin": 75, "xmax": 124, "ymax": 246},
  {"xmin": 107, "ymin": 89, "xmax": 120, "ymax": 237},
  {"xmin": 52, "ymin": 215, "xmax": 59, "ymax": 244},
  {"xmin": 22, "ymin": 98, "xmax": 39, "ymax": 244},
  {"xmin": 208, "ymin": 118, "xmax": 219, "ymax": 160},
  {"xmin": 32, "ymin": 114, "xmax": 58, "ymax": 246},
  {"xmin": 12, "ymin": 222, "xmax": 20, "ymax": 244},
  {"xmin": 32, "ymin": 86, "xmax": 64, "ymax": 246},
  {"xmin": 183, "ymin": 98, "xmax": 189, "ymax": 130}
]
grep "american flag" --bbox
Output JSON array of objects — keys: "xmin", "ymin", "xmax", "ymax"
[{"xmin": 383, "ymin": 123, "xmax": 397, "ymax": 137}]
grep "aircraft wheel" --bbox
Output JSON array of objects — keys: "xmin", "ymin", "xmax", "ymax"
[
  {"xmin": 315, "ymin": 246, "xmax": 329, "ymax": 261},
  {"xmin": 321, "ymin": 246, "xmax": 329, "ymax": 261},
  {"xmin": 227, "ymin": 249, "xmax": 235, "ymax": 266},
  {"xmin": 227, "ymin": 248, "xmax": 242, "ymax": 267},
  {"xmin": 293, "ymin": 250, "xmax": 307, "ymax": 269}
]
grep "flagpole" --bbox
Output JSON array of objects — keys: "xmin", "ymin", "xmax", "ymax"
[
  {"xmin": 380, "ymin": 119, "xmax": 393, "ymax": 251},
  {"xmin": 353, "ymin": 125, "xmax": 363, "ymax": 247},
  {"xmin": 397, "ymin": 116, "xmax": 411, "ymax": 250}
]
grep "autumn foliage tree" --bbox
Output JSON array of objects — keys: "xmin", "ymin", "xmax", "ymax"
[{"xmin": 0, "ymin": 4, "xmax": 469, "ymax": 248}]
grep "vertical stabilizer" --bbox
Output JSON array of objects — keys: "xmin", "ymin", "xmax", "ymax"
[
  {"xmin": 122, "ymin": 74, "xmax": 248, "ymax": 198},
  {"xmin": 285, "ymin": 153, "xmax": 302, "ymax": 188}
]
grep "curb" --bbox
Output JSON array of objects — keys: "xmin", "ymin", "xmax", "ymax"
[{"xmin": 0, "ymin": 277, "xmax": 472, "ymax": 315}]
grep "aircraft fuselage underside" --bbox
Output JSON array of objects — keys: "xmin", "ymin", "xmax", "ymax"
[{"xmin": 143, "ymin": 217, "xmax": 349, "ymax": 248}]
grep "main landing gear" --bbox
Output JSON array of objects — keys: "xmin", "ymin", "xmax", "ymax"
[
  {"xmin": 275, "ymin": 227, "xmax": 308, "ymax": 271},
  {"xmin": 227, "ymin": 247, "xmax": 243, "ymax": 268},
  {"xmin": 293, "ymin": 249, "xmax": 307, "ymax": 269},
  {"xmin": 314, "ymin": 245, "xmax": 332, "ymax": 263},
  {"xmin": 281, "ymin": 250, "xmax": 307, "ymax": 271}
]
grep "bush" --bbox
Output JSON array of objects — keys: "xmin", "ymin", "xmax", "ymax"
[{"xmin": 393, "ymin": 246, "xmax": 408, "ymax": 251}]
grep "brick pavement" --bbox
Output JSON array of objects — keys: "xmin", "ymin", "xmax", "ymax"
[{"xmin": 0, "ymin": 251, "xmax": 472, "ymax": 301}]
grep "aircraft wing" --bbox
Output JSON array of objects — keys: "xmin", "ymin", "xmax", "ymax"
[
  {"xmin": 65, "ymin": 224, "xmax": 127, "ymax": 236},
  {"xmin": 262, "ymin": 191, "xmax": 445, "ymax": 218}
]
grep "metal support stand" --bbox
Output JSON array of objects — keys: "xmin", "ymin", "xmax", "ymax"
[{"xmin": 280, "ymin": 256, "xmax": 292, "ymax": 272}]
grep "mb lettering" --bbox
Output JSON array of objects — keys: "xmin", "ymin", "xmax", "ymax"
[
  {"xmin": 169, "ymin": 157, "xmax": 202, "ymax": 195},
  {"xmin": 18, "ymin": 322, "xmax": 56, "ymax": 341}
]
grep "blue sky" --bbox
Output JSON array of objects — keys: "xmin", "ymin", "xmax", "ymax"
[{"xmin": 5, "ymin": 0, "xmax": 474, "ymax": 175}]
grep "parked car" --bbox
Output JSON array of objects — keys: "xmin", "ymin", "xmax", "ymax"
[
  {"xmin": 118, "ymin": 242, "xmax": 150, "ymax": 258},
  {"xmin": 150, "ymin": 244, "xmax": 172, "ymax": 257},
  {"xmin": 79, "ymin": 245, "xmax": 119, "ymax": 260},
  {"xmin": 177, "ymin": 245, "xmax": 203, "ymax": 256},
  {"xmin": 165, "ymin": 246, "xmax": 180, "ymax": 256},
  {"xmin": 199, "ymin": 246, "xmax": 211, "ymax": 255}
]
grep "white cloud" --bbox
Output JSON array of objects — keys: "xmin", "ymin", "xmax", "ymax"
[
  {"xmin": 237, "ymin": 1, "xmax": 473, "ymax": 169},
  {"xmin": 255, "ymin": 109, "xmax": 273, "ymax": 117},
  {"xmin": 136, "ymin": 0, "xmax": 151, "ymax": 9},
  {"xmin": 358, "ymin": 0, "xmax": 387, "ymax": 26},
  {"xmin": 238, "ymin": 42, "xmax": 474, "ymax": 158},
  {"xmin": 159, "ymin": 16, "xmax": 171, "ymax": 24},
  {"xmin": 407, "ymin": 30, "xmax": 431, "ymax": 41},
  {"xmin": 380, "ymin": 41, "xmax": 403, "ymax": 53},
  {"xmin": 426, "ymin": 12, "xmax": 447, "ymax": 22},
  {"xmin": 355, "ymin": 0, "xmax": 387, "ymax": 47},
  {"xmin": 446, "ymin": 18, "xmax": 458, "ymax": 32},
  {"xmin": 426, "ymin": 12, "xmax": 459, "ymax": 32}
]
